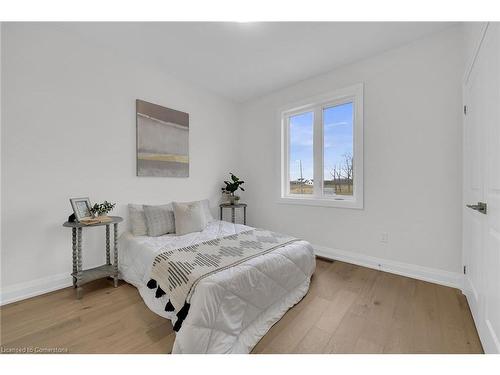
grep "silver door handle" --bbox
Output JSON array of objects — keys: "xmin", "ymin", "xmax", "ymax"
[{"xmin": 466, "ymin": 202, "xmax": 487, "ymax": 214}]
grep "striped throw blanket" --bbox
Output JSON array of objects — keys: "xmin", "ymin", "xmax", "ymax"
[{"xmin": 147, "ymin": 229, "xmax": 297, "ymax": 331}]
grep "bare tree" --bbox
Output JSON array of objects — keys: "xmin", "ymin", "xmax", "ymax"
[
  {"xmin": 342, "ymin": 152, "xmax": 353, "ymax": 193},
  {"xmin": 329, "ymin": 167, "xmax": 336, "ymax": 194},
  {"xmin": 329, "ymin": 165, "xmax": 343, "ymax": 194}
]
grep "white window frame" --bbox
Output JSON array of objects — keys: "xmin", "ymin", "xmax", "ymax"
[{"xmin": 279, "ymin": 83, "xmax": 364, "ymax": 209}]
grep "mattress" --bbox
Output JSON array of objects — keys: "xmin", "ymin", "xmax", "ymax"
[{"xmin": 118, "ymin": 220, "xmax": 315, "ymax": 353}]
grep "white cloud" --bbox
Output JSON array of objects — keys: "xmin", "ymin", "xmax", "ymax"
[{"xmin": 324, "ymin": 121, "xmax": 349, "ymax": 128}]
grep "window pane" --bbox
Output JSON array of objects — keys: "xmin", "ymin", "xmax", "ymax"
[
  {"xmin": 323, "ymin": 102, "xmax": 354, "ymax": 196},
  {"xmin": 289, "ymin": 111, "xmax": 314, "ymax": 195}
]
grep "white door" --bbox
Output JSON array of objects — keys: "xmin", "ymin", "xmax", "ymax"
[{"xmin": 463, "ymin": 22, "xmax": 500, "ymax": 354}]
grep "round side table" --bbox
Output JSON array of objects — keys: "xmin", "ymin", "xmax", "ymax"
[
  {"xmin": 219, "ymin": 203, "xmax": 247, "ymax": 225},
  {"xmin": 63, "ymin": 216, "xmax": 123, "ymax": 299}
]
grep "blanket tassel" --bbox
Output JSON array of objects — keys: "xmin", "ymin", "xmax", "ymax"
[
  {"xmin": 155, "ymin": 286, "xmax": 166, "ymax": 298},
  {"xmin": 147, "ymin": 279, "xmax": 157, "ymax": 289},
  {"xmin": 173, "ymin": 303, "xmax": 191, "ymax": 332},
  {"xmin": 165, "ymin": 300, "xmax": 175, "ymax": 312}
]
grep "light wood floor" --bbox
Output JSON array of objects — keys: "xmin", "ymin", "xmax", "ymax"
[{"xmin": 0, "ymin": 259, "xmax": 483, "ymax": 354}]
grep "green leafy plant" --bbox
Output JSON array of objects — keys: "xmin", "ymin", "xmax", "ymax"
[
  {"xmin": 221, "ymin": 173, "xmax": 245, "ymax": 195},
  {"xmin": 91, "ymin": 201, "xmax": 116, "ymax": 216}
]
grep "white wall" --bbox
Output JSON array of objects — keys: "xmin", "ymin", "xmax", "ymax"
[
  {"xmin": 0, "ymin": 23, "xmax": 240, "ymax": 302},
  {"xmin": 239, "ymin": 26, "xmax": 464, "ymax": 281}
]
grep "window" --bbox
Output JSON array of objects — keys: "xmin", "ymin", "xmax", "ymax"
[{"xmin": 280, "ymin": 84, "xmax": 363, "ymax": 208}]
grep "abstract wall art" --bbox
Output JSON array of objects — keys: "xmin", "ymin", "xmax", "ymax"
[{"xmin": 136, "ymin": 99, "xmax": 189, "ymax": 177}]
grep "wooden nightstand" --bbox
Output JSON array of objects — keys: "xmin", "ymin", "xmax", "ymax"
[{"xmin": 63, "ymin": 216, "xmax": 123, "ymax": 299}]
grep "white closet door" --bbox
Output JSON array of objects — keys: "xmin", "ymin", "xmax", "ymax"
[{"xmin": 463, "ymin": 22, "xmax": 500, "ymax": 354}]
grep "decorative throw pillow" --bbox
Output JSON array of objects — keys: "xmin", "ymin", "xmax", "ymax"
[
  {"xmin": 172, "ymin": 201, "xmax": 207, "ymax": 236},
  {"xmin": 128, "ymin": 204, "xmax": 148, "ymax": 236},
  {"xmin": 143, "ymin": 204, "xmax": 175, "ymax": 237}
]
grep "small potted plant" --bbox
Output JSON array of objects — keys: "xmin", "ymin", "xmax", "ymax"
[
  {"xmin": 221, "ymin": 173, "xmax": 245, "ymax": 205},
  {"xmin": 90, "ymin": 201, "xmax": 116, "ymax": 217}
]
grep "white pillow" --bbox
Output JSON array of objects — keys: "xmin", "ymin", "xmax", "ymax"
[
  {"xmin": 128, "ymin": 204, "xmax": 147, "ymax": 236},
  {"xmin": 172, "ymin": 201, "xmax": 207, "ymax": 235},
  {"xmin": 143, "ymin": 203, "xmax": 175, "ymax": 237}
]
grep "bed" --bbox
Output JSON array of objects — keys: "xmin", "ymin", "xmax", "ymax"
[{"xmin": 118, "ymin": 220, "xmax": 315, "ymax": 353}]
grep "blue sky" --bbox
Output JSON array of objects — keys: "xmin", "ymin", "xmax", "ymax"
[{"xmin": 289, "ymin": 102, "xmax": 353, "ymax": 181}]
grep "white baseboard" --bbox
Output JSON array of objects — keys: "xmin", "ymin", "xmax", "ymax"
[
  {"xmin": 1, "ymin": 245, "xmax": 464, "ymax": 306},
  {"xmin": 314, "ymin": 244, "xmax": 464, "ymax": 289},
  {"xmin": 0, "ymin": 273, "xmax": 73, "ymax": 306}
]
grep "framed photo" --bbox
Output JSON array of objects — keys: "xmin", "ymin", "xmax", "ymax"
[{"xmin": 70, "ymin": 197, "xmax": 94, "ymax": 222}]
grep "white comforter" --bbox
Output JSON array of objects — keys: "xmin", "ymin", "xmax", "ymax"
[{"xmin": 118, "ymin": 220, "xmax": 315, "ymax": 353}]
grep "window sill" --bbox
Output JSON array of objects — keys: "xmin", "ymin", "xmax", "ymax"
[{"xmin": 277, "ymin": 196, "xmax": 363, "ymax": 209}]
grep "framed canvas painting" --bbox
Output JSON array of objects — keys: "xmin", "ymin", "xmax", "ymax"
[{"xmin": 136, "ymin": 99, "xmax": 189, "ymax": 177}]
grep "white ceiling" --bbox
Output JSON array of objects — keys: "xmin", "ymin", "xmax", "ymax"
[{"xmin": 59, "ymin": 22, "xmax": 456, "ymax": 103}]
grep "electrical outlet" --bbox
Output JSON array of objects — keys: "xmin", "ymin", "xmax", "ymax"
[{"xmin": 380, "ymin": 232, "xmax": 389, "ymax": 243}]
